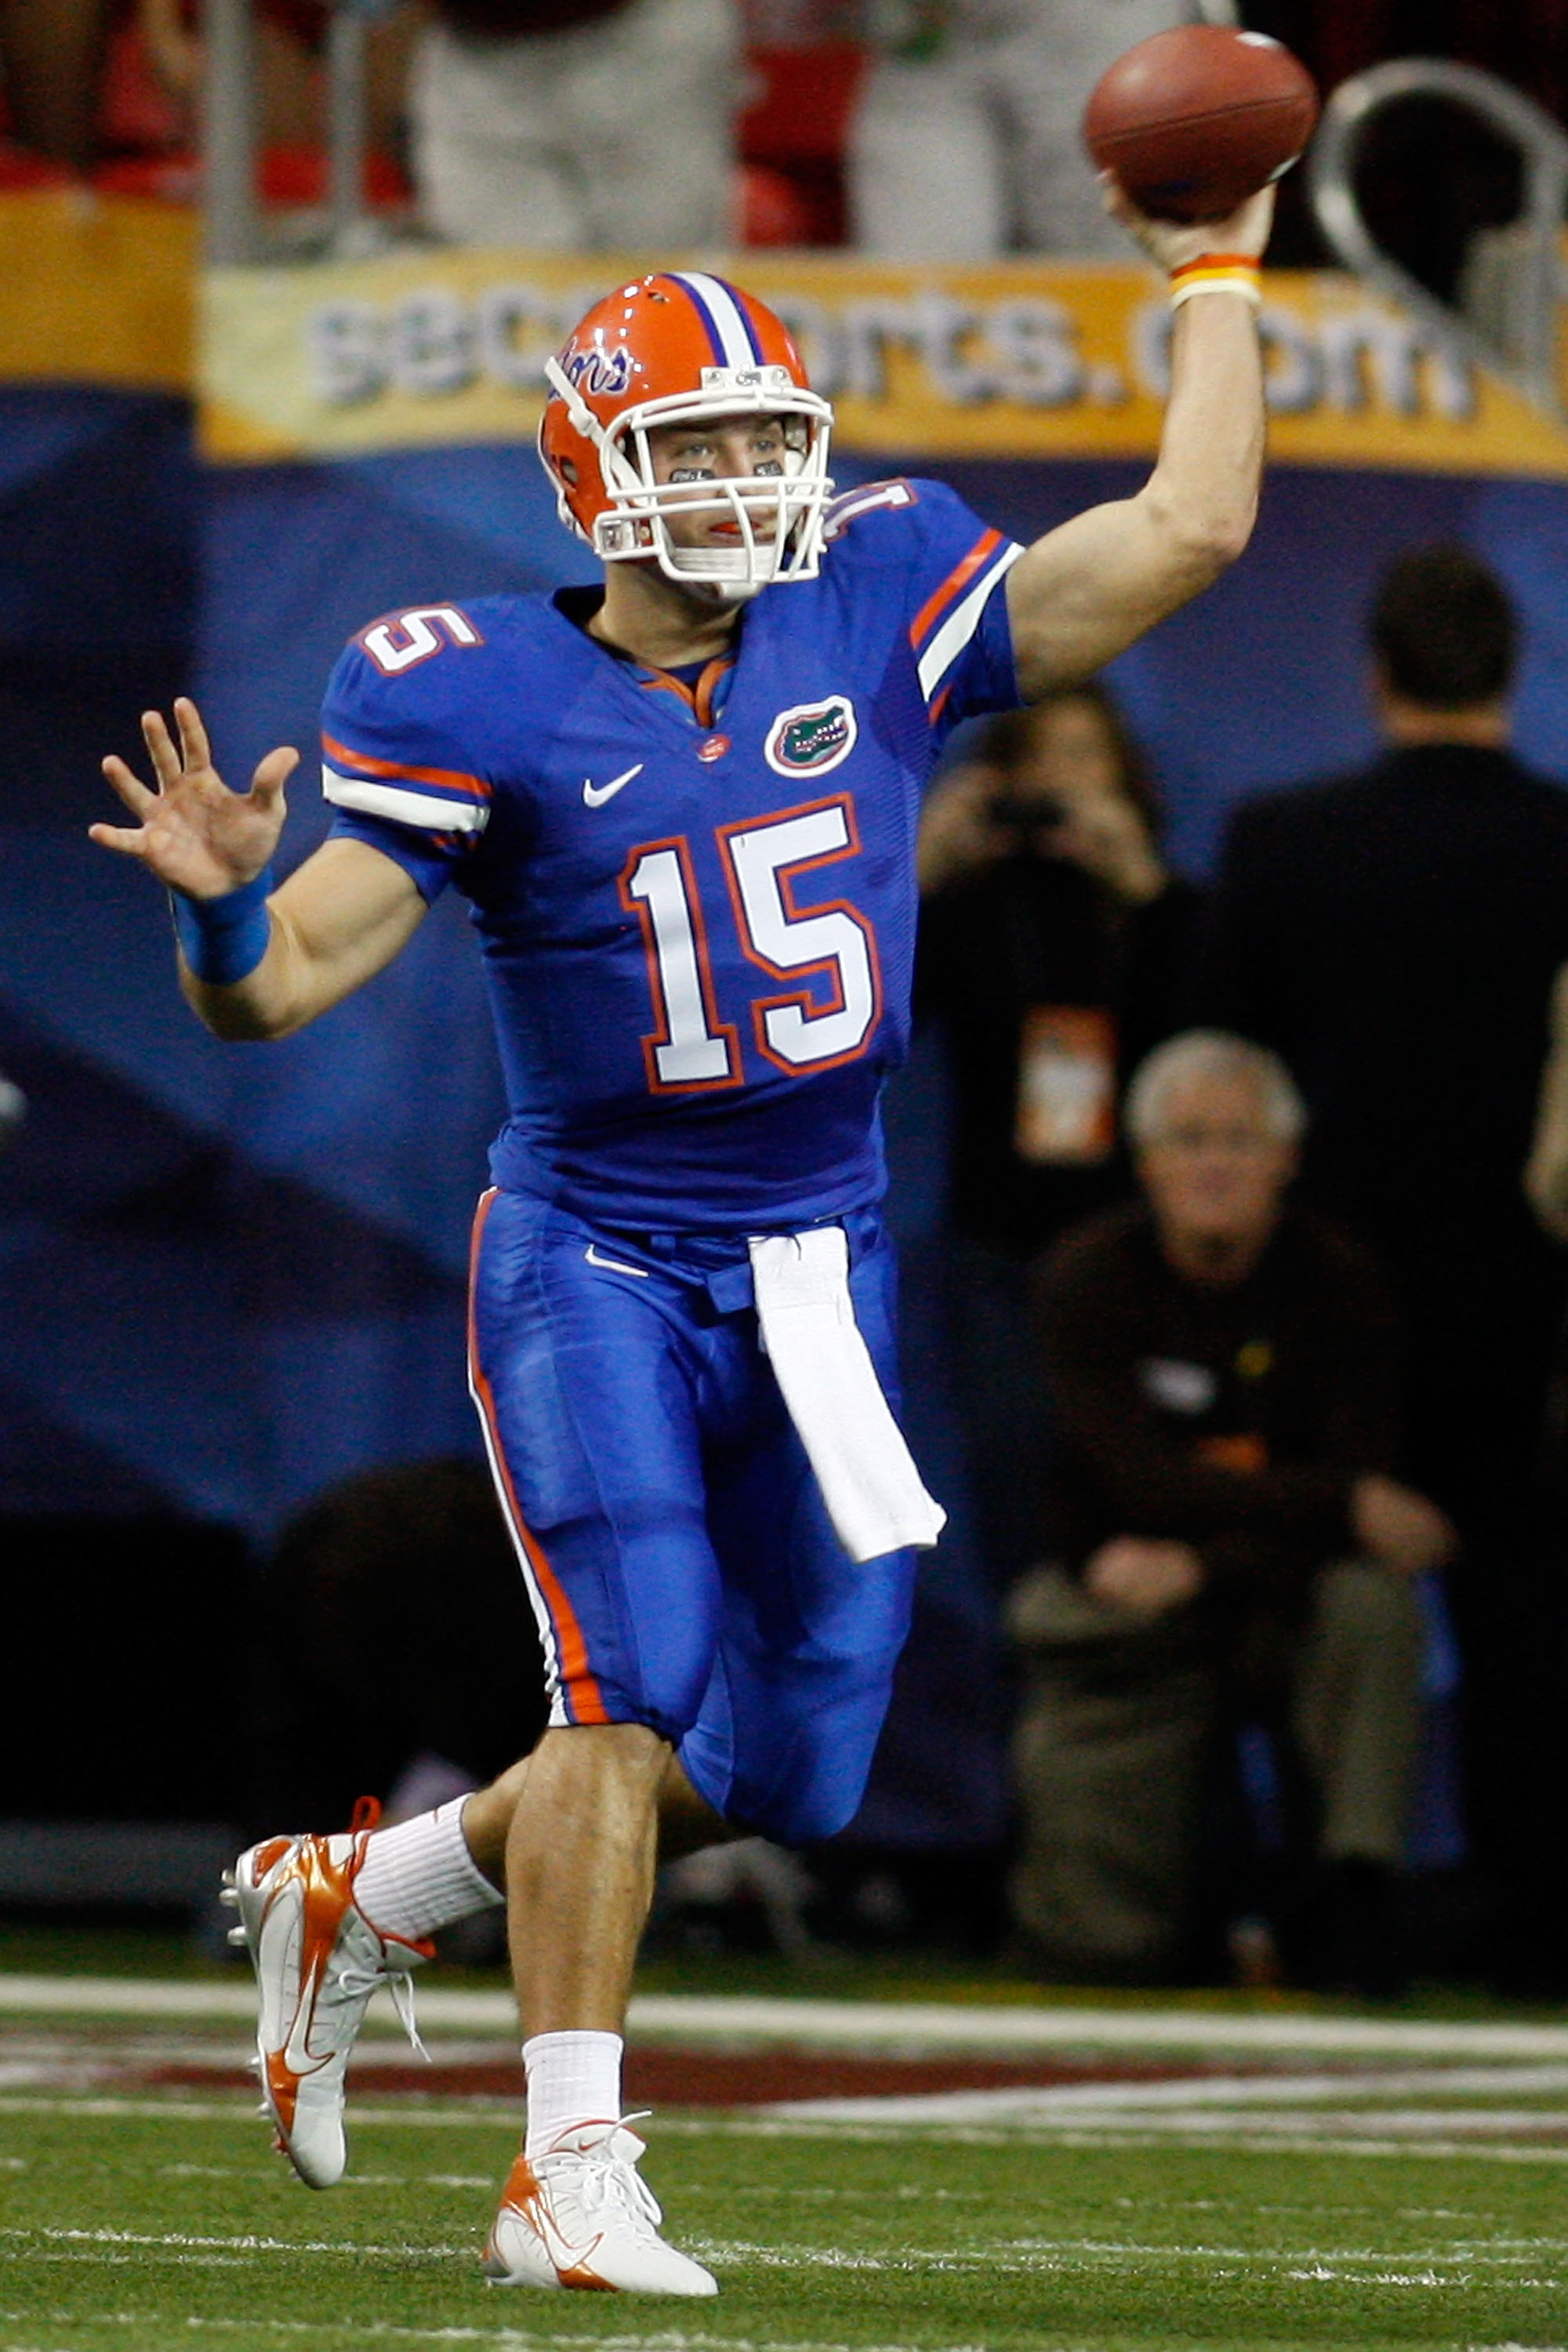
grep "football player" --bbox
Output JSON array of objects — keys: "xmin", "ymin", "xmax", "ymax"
[{"xmin": 93, "ymin": 183, "xmax": 1271, "ymax": 2294}]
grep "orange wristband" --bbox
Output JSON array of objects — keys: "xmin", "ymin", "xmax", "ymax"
[{"xmin": 1169, "ymin": 252, "xmax": 1263, "ymax": 310}]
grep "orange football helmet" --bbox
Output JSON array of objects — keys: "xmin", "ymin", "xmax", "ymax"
[{"xmin": 538, "ymin": 271, "xmax": 834, "ymax": 600}]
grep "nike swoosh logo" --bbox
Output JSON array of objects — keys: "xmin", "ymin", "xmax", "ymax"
[
  {"xmin": 279, "ymin": 1958, "xmax": 330, "ymax": 2078},
  {"xmin": 518, "ymin": 2185, "xmax": 608, "ymax": 2278},
  {"xmin": 583, "ymin": 764, "xmax": 643, "ymax": 808},
  {"xmin": 585, "ymin": 1243, "xmax": 650, "ymax": 1279}
]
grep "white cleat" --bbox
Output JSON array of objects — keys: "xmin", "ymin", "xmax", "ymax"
[
  {"xmin": 228, "ymin": 1798, "xmax": 430, "ymax": 2190},
  {"xmin": 482, "ymin": 2118, "xmax": 717, "ymax": 2296}
]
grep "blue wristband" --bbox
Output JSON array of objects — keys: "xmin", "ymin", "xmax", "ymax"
[{"xmin": 169, "ymin": 867, "xmax": 274, "ymax": 985}]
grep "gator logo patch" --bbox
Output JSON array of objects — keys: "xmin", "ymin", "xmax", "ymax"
[{"xmin": 764, "ymin": 697, "xmax": 858, "ymax": 778}]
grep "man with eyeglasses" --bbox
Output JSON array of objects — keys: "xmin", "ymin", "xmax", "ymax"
[{"xmin": 1009, "ymin": 1029, "xmax": 1450, "ymax": 1996}]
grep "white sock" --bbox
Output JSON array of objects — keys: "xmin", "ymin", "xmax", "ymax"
[
  {"xmin": 524, "ymin": 2029, "xmax": 624, "ymax": 2158},
  {"xmin": 354, "ymin": 1795, "xmax": 503, "ymax": 1940}
]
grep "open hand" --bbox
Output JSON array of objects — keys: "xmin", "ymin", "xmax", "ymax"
[{"xmin": 93, "ymin": 698, "xmax": 297, "ymax": 900}]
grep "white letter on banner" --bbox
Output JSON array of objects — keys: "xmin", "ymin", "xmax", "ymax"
[
  {"xmin": 916, "ymin": 292, "xmax": 995, "ymax": 404},
  {"xmin": 1367, "ymin": 317, "xmax": 1475, "ymax": 421},
  {"xmin": 1258, "ymin": 307, "xmax": 1323, "ymax": 415},
  {"xmin": 393, "ymin": 292, "xmax": 477, "ymax": 398},
  {"xmin": 839, "ymin": 300, "xmax": 920, "ymax": 401},
  {"xmin": 1133, "ymin": 301, "xmax": 1173, "ymax": 401},
  {"xmin": 1426, "ymin": 340, "xmax": 1477, "ymax": 421},
  {"xmin": 988, "ymin": 299, "xmax": 1084, "ymax": 408},
  {"xmin": 1319, "ymin": 314, "xmax": 1377, "ymax": 412},
  {"xmin": 479, "ymin": 287, "xmax": 561, "ymax": 391},
  {"xmin": 1320, "ymin": 311, "xmax": 1475, "ymax": 422},
  {"xmin": 771, "ymin": 296, "xmax": 843, "ymax": 398},
  {"xmin": 310, "ymin": 303, "xmax": 387, "ymax": 407}
]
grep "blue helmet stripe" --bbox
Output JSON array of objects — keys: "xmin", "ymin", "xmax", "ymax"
[{"xmin": 706, "ymin": 275, "xmax": 767, "ymax": 363}]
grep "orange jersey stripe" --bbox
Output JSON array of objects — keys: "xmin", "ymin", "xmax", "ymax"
[
  {"xmin": 637, "ymin": 655, "xmax": 735, "ymax": 729},
  {"xmin": 639, "ymin": 673, "xmax": 698, "ymax": 711},
  {"xmin": 909, "ymin": 528, "xmax": 1003, "ymax": 652},
  {"xmin": 466, "ymin": 1192, "xmax": 610, "ymax": 1727},
  {"xmin": 693, "ymin": 655, "xmax": 734, "ymax": 730},
  {"xmin": 322, "ymin": 730, "xmax": 492, "ymax": 801}
]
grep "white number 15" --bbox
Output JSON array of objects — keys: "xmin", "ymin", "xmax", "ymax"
[{"xmin": 621, "ymin": 797, "xmax": 881, "ymax": 1093}]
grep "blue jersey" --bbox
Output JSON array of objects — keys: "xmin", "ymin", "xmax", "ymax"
[{"xmin": 322, "ymin": 476, "xmax": 1022, "ymax": 1232}]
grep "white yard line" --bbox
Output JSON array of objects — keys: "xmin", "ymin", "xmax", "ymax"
[
  {"xmin": 884, "ymin": 2107, "xmax": 1568, "ymax": 2137},
  {"xmin": 666, "ymin": 2115, "xmax": 1568, "ymax": 2163},
  {"xmin": 6, "ymin": 2219, "xmax": 1559, "ymax": 2278},
  {"xmin": 7, "ymin": 1977, "xmax": 1568, "ymax": 2057},
  {"xmin": 630, "ymin": 1997, "xmax": 1568, "ymax": 2058},
  {"xmin": 2, "ymin": 2224, "xmax": 467, "ymax": 2259},
  {"xmin": 3, "ymin": 2324, "xmax": 991, "ymax": 2352},
  {"xmin": 7, "ymin": 2089, "xmax": 1568, "ymax": 2165},
  {"xmin": 0, "ymin": 2094, "xmax": 519, "ymax": 2125},
  {"xmin": 760, "ymin": 2063, "xmax": 1568, "ymax": 2123},
  {"xmin": 9, "ymin": 2324, "xmax": 1566, "ymax": 2352},
  {"xmin": 0, "ymin": 2034, "xmax": 517, "ymax": 2074},
  {"xmin": 0, "ymin": 1978, "xmax": 339, "ymax": 2023}
]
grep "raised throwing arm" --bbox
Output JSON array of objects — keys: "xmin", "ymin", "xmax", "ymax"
[
  {"xmin": 93, "ymin": 697, "xmax": 427, "ymax": 1039},
  {"xmin": 1006, "ymin": 182, "xmax": 1272, "ymax": 699}
]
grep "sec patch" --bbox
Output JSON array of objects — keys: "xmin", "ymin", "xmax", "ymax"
[{"xmin": 764, "ymin": 696, "xmax": 858, "ymax": 778}]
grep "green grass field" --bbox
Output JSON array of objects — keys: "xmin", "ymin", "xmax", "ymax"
[{"xmin": 4, "ymin": 1970, "xmax": 1568, "ymax": 2352}]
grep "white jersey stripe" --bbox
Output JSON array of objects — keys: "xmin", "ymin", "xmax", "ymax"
[
  {"xmin": 916, "ymin": 541, "xmax": 1023, "ymax": 705},
  {"xmin": 672, "ymin": 270, "xmax": 759, "ymax": 370},
  {"xmin": 323, "ymin": 766, "xmax": 490, "ymax": 835}
]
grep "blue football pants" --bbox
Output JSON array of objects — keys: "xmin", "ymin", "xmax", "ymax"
[{"xmin": 467, "ymin": 1187, "xmax": 919, "ymax": 1846}]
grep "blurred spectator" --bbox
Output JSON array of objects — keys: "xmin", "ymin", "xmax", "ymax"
[
  {"xmin": 847, "ymin": 0, "xmax": 1200, "ymax": 260},
  {"xmin": 1250, "ymin": 0, "xmax": 1568, "ymax": 125},
  {"xmin": 916, "ymin": 686, "xmax": 1204, "ymax": 1585},
  {"xmin": 736, "ymin": 0, "xmax": 864, "ymax": 248},
  {"xmin": 1200, "ymin": 543, "xmax": 1568, "ymax": 1988},
  {"xmin": 407, "ymin": 0, "xmax": 739, "ymax": 246},
  {"xmin": 1520, "ymin": 971, "xmax": 1568, "ymax": 1959},
  {"xmin": 263, "ymin": 1457, "xmax": 548, "ymax": 1835},
  {"xmin": 1527, "ymin": 964, "xmax": 1568, "ymax": 1252},
  {"xmin": 1010, "ymin": 1032, "xmax": 1447, "ymax": 1991},
  {"xmin": 0, "ymin": 0, "xmax": 110, "ymax": 168},
  {"xmin": 0, "ymin": 0, "xmax": 413, "ymax": 183},
  {"xmin": 135, "ymin": 0, "xmax": 415, "ymax": 174}
]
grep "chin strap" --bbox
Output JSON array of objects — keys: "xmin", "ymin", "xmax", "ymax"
[
  {"xmin": 546, "ymin": 357, "xmax": 645, "ymax": 508},
  {"xmin": 543, "ymin": 355, "xmax": 601, "ymax": 443}
]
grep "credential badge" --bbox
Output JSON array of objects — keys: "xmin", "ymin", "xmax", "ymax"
[{"xmin": 764, "ymin": 696, "xmax": 858, "ymax": 779}]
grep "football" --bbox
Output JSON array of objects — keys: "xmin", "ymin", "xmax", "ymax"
[{"xmin": 1082, "ymin": 24, "xmax": 1319, "ymax": 225}]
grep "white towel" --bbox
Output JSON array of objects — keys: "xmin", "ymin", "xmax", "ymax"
[{"xmin": 749, "ymin": 1226, "xmax": 946, "ymax": 1563}]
